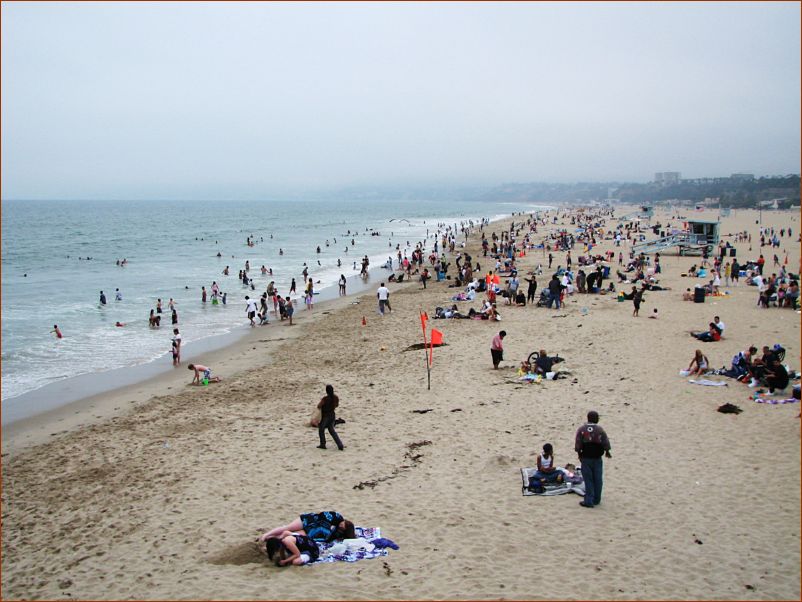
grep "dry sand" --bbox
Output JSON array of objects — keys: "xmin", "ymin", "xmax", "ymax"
[{"xmin": 2, "ymin": 206, "xmax": 800, "ymax": 600}]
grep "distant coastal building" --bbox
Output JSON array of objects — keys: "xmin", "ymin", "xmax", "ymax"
[
  {"xmin": 730, "ymin": 173, "xmax": 755, "ymax": 181},
  {"xmin": 654, "ymin": 171, "xmax": 681, "ymax": 185}
]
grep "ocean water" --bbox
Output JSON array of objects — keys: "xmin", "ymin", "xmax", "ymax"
[{"xmin": 2, "ymin": 198, "xmax": 544, "ymax": 417}]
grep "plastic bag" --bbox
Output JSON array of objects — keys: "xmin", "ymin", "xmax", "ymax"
[{"xmin": 309, "ymin": 407, "xmax": 322, "ymax": 427}]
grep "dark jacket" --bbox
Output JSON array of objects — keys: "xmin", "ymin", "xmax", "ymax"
[{"xmin": 575, "ymin": 423, "xmax": 611, "ymax": 459}]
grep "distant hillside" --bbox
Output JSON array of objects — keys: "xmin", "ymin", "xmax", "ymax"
[{"xmin": 470, "ymin": 175, "xmax": 800, "ymax": 208}]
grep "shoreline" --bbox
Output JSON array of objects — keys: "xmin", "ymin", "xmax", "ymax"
[
  {"xmin": 1, "ymin": 267, "xmax": 419, "ymax": 451},
  {"xmin": 1, "ymin": 267, "xmax": 389, "ymax": 427},
  {"xmin": 2, "ymin": 208, "xmax": 548, "ymax": 427},
  {"xmin": 2, "ymin": 208, "xmax": 535, "ymax": 449}
]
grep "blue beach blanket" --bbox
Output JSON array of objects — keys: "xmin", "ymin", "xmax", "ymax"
[
  {"xmin": 520, "ymin": 467, "xmax": 586, "ymax": 497},
  {"xmin": 311, "ymin": 527, "xmax": 396, "ymax": 564}
]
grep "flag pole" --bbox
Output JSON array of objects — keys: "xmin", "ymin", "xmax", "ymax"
[{"xmin": 420, "ymin": 309, "xmax": 431, "ymax": 390}]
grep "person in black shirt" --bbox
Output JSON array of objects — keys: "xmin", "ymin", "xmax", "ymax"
[
  {"xmin": 525, "ymin": 275, "xmax": 538, "ymax": 303},
  {"xmin": 534, "ymin": 350, "xmax": 554, "ymax": 375},
  {"xmin": 547, "ymin": 275, "xmax": 562, "ymax": 309},
  {"xmin": 765, "ymin": 359, "xmax": 789, "ymax": 394},
  {"xmin": 317, "ymin": 384, "xmax": 344, "ymax": 451}
]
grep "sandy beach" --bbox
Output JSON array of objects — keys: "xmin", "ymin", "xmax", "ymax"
[{"xmin": 2, "ymin": 206, "xmax": 799, "ymax": 600}]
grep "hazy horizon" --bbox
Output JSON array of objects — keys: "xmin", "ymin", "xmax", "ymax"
[{"xmin": 2, "ymin": 2, "xmax": 800, "ymax": 201}]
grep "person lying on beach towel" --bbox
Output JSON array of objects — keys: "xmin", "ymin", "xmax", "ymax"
[
  {"xmin": 434, "ymin": 305, "xmax": 468, "ymax": 319},
  {"xmin": 259, "ymin": 511, "xmax": 355, "ymax": 544},
  {"xmin": 264, "ymin": 532, "xmax": 320, "ymax": 566}
]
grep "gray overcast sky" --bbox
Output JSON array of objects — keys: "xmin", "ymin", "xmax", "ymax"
[{"xmin": 2, "ymin": 1, "xmax": 800, "ymax": 200}]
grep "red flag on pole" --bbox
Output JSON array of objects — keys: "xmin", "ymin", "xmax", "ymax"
[{"xmin": 429, "ymin": 329, "xmax": 443, "ymax": 366}]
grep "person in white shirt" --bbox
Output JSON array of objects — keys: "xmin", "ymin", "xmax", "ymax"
[
  {"xmin": 245, "ymin": 295, "xmax": 259, "ymax": 327},
  {"xmin": 377, "ymin": 283, "xmax": 390, "ymax": 315},
  {"xmin": 713, "ymin": 315, "xmax": 725, "ymax": 336},
  {"xmin": 171, "ymin": 328, "xmax": 182, "ymax": 365}
]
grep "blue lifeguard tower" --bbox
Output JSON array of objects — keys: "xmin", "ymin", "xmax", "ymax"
[{"xmin": 632, "ymin": 218, "xmax": 720, "ymax": 255}]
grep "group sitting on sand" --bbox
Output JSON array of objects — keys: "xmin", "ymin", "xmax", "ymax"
[{"xmin": 683, "ymin": 340, "xmax": 793, "ymax": 395}]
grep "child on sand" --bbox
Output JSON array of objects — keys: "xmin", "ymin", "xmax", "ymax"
[
  {"xmin": 528, "ymin": 443, "xmax": 564, "ymax": 492},
  {"xmin": 188, "ymin": 364, "xmax": 221, "ymax": 385}
]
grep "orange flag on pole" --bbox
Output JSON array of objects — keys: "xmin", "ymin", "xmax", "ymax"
[{"xmin": 429, "ymin": 329, "xmax": 443, "ymax": 366}]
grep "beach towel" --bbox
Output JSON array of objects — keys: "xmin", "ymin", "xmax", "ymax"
[
  {"xmin": 753, "ymin": 397, "xmax": 800, "ymax": 405},
  {"xmin": 688, "ymin": 379, "xmax": 728, "ymax": 386},
  {"xmin": 520, "ymin": 467, "xmax": 585, "ymax": 497},
  {"xmin": 311, "ymin": 527, "xmax": 394, "ymax": 564}
]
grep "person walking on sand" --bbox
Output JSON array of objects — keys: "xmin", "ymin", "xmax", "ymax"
[
  {"xmin": 632, "ymin": 288, "xmax": 643, "ymax": 317},
  {"xmin": 317, "ymin": 384, "xmax": 345, "ymax": 451},
  {"xmin": 491, "ymin": 330, "xmax": 506, "ymax": 369},
  {"xmin": 575, "ymin": 410, "xmax": 611, "ymax": 508},
  {"xmin": 377, "ymin": 282, "xmax": 390, "ymax": 315}
]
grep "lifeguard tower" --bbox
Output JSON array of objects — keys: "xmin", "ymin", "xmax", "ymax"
[{"xmin": 632, "ymin": 218, "xmax": 720, "ymax": 255}]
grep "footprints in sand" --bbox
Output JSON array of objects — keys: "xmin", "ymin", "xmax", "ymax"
[{"xmin": 353, "ymin": 440, "xmax": 432, "ymax": 490}]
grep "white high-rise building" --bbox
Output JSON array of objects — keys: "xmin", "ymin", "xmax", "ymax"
[{"xmin": 654, "ymin": 172, "xmax": 681, "ymax": 185}]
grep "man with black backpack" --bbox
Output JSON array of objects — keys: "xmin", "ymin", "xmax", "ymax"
[{"xmin": 575, "ymin": 411, "xmax": 612, "ymax": 508}]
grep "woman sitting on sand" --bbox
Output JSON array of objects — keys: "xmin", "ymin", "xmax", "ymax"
[
  {"xmin": 263, "ymin": 532, "xmax": 320, "ymax": 566},
  {"xmin": 687, "ymin": 350, "xmax": 709, "ymax": 376},
  {"xmin": 259, "ymin": 511, "xmax": 355, "ymax": 545}
]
